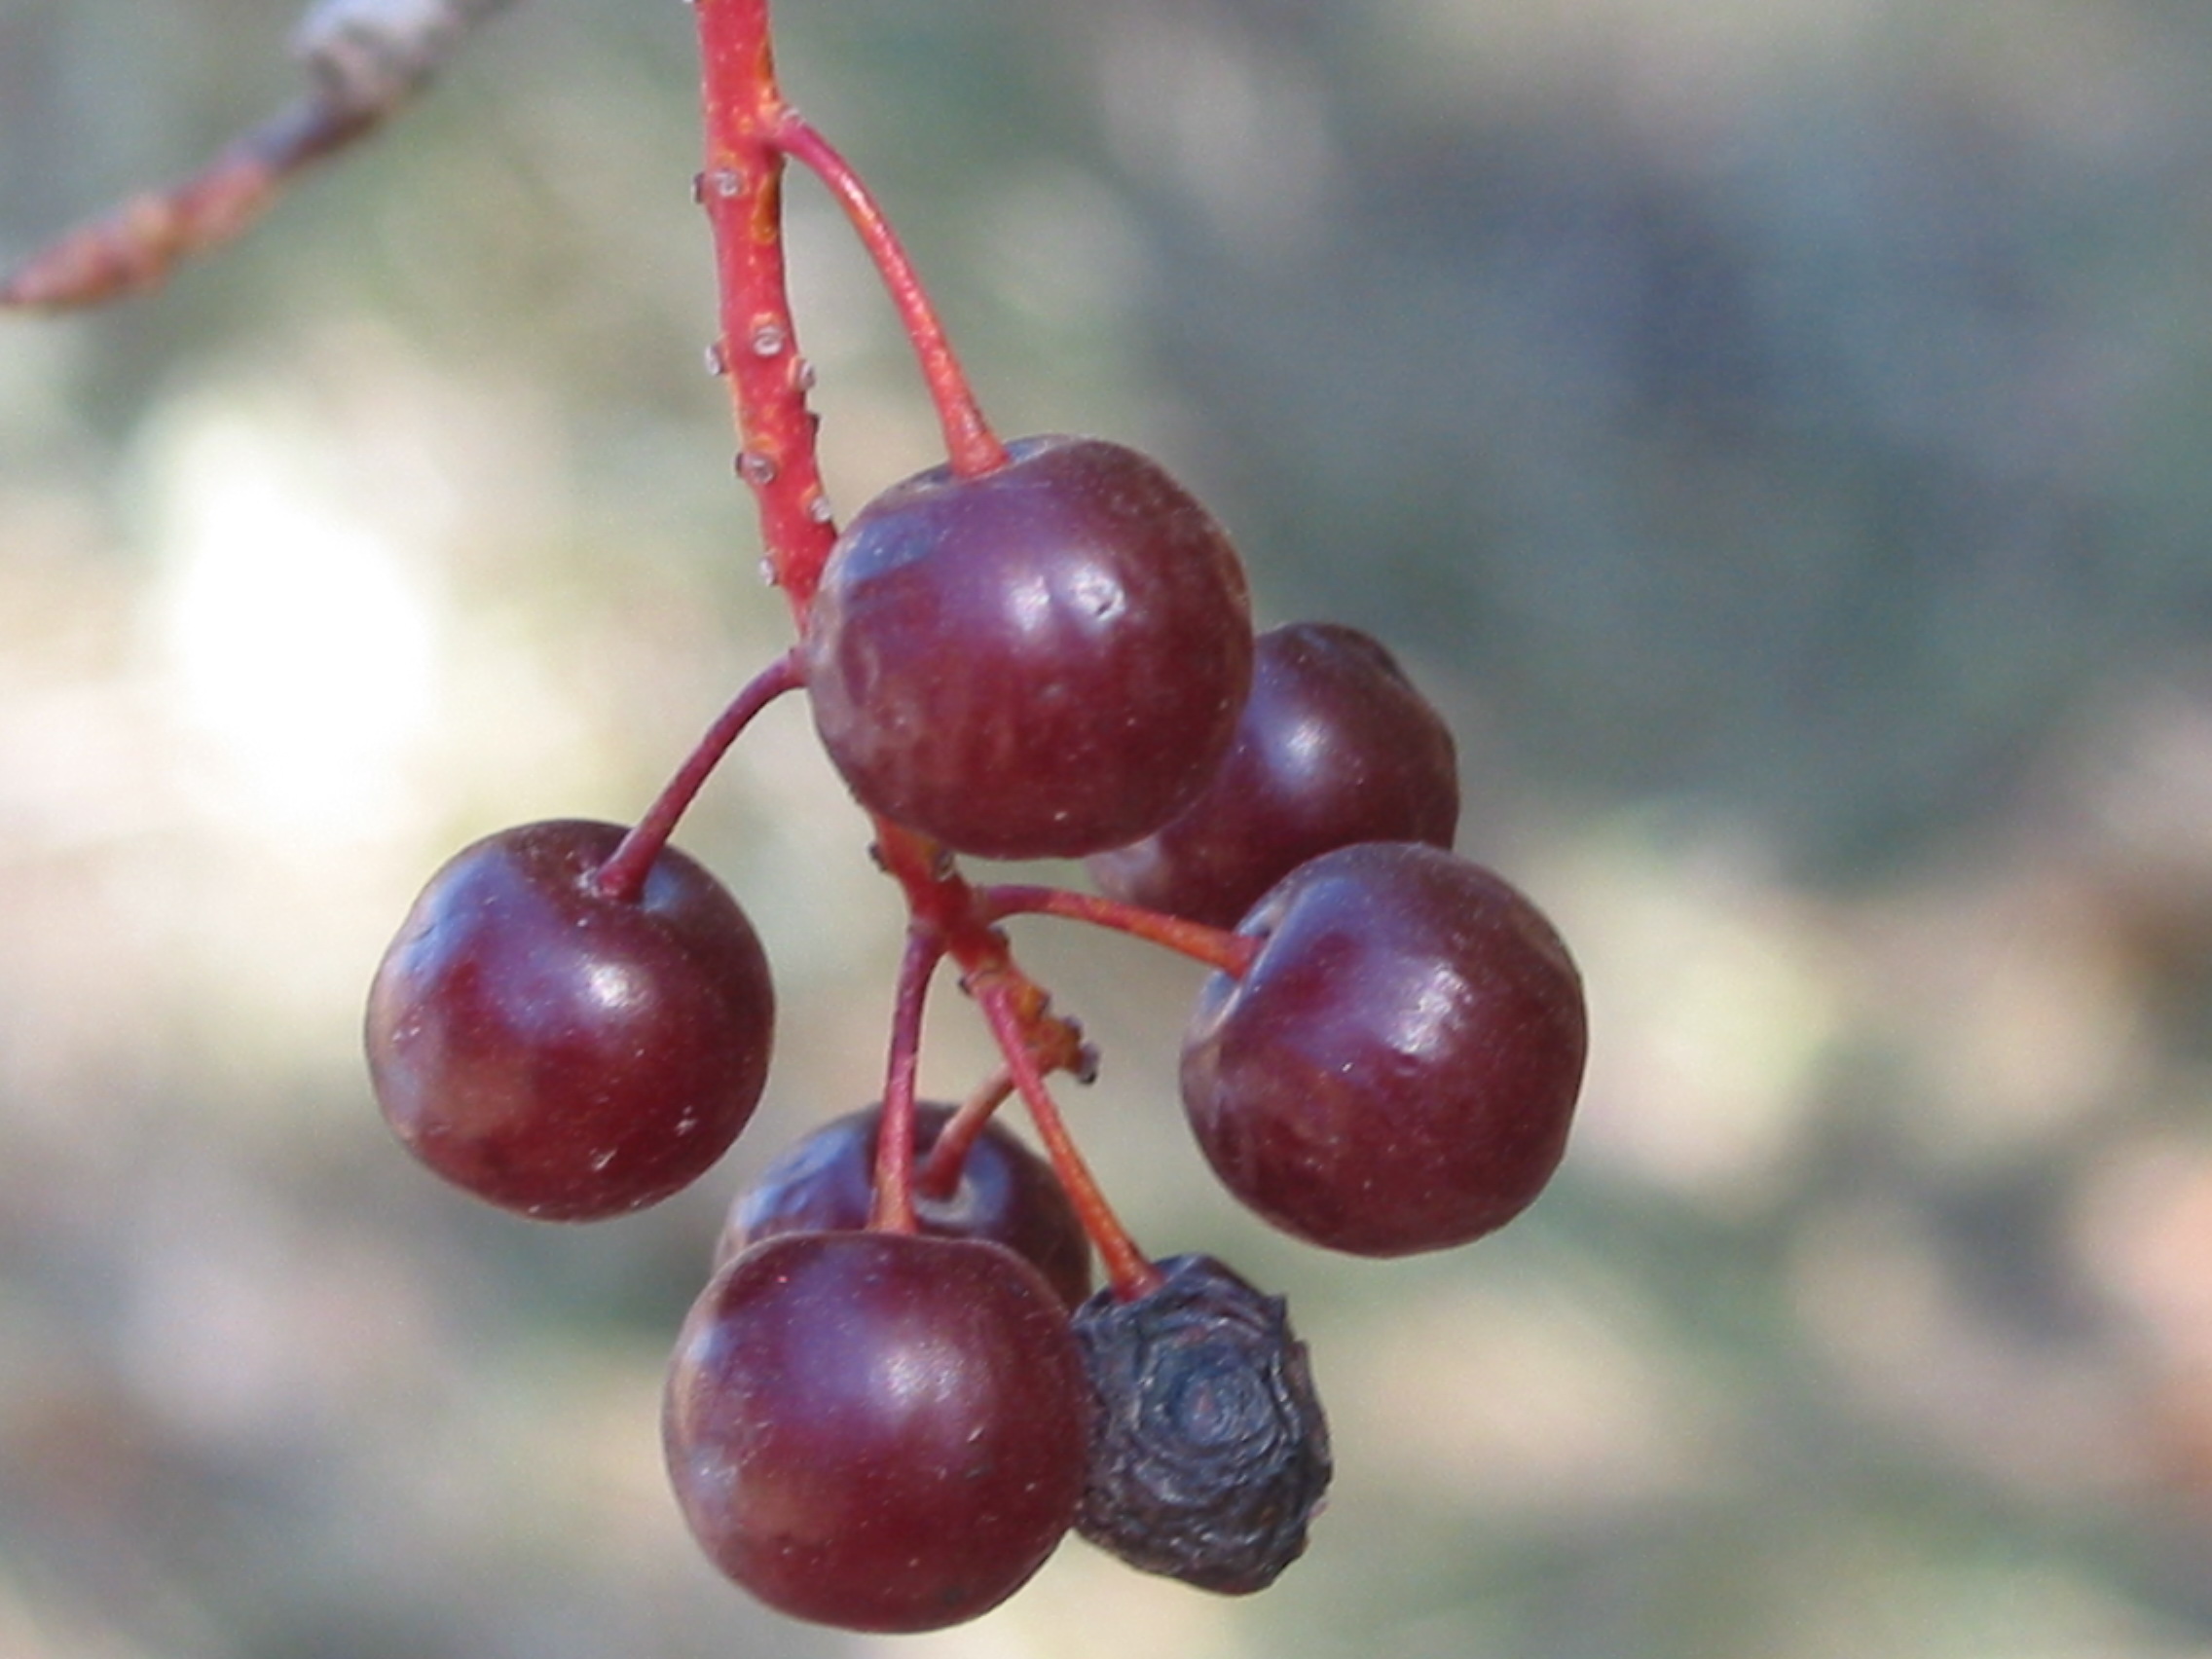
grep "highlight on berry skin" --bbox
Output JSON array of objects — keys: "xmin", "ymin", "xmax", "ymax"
[
  {"xmin": 663, "ymin": 1230, "xmax": 1090, "ymax": 1633},
  {"xmin": 801, "ymin": 434, "xmax": 1255, "ymax": 862},
  {"xmin": 364, "ymin": 819, "xmax": 775, "ymax": 1222},
  {"xmin": 1181, "ymin": 841, "xmax": 1587, "ymax": 1257}
]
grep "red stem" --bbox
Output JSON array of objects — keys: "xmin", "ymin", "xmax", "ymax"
[
  {"xmin": 868, "ymin": 930, "xmax": 943, "ymax": 1234},
  {"xmin": 773, "ymin": 115, "xmax": 1010, "ymax": 480},
  {"xmin": 915, "ymin": 1069, "xmax": 1015, "ymax": 1201},
  {"xmin": 978, "ymin": 884, "xmax": 1259, "ymax": 977},
  {"xmin": 976, "ymin": 976, "xmax": 1160, "ymax": 1301},
  {"xmin": 692, "ymin": 0, "xmax": 841, "ymax": 609},
  {"xmin": 692, "ymin": 2, "xmax": 1020, "ymax": 969},
  {"xmin": 592, "ymin": 647, "xmax": 804, "ymax": 903}
]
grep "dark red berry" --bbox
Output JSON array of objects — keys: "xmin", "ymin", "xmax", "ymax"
[
  {"xmin": 365, "ymin": 820, "xmax": 774, "ymax": 1221},
  {"xmin": 801, "ymin": 434, "xmax": 1254, "ymax": 860},
  {"xmin": 1087, "ymin": 622, "xmax": 1459, "ymax": 928},
  {"xmin": 1180, "ymin": 842, "xmax": 1584, "ymax": 1255},
  {"xmin": 1073, "ymin": 1253, "xmax": 1330, "ymax": 1594},
  {"xmin": 664, "ymin": 1231, "xmax": 1089, "ymax": 1632},
  {"xmin": 717, "ymin": 1101, "xmax": 1093, "ymax": 1307}
]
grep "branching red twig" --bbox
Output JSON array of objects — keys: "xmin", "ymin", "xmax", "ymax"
[
  {"xmin": 690, "ymin": 0, "xmax": 1192, "ymax": 1286},
  {"xmin": 17, "ymin": 0, "xmax": 1205, "ymax": 1282},
  {"xmin": 1, "ymin": 0, "xmax": 517, "ymax": 311}
]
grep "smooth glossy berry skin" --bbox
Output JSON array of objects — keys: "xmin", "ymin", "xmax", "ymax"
[
  {"xmin": 1087, "ymin": 622, "xmax": 1459, "ymax": 927},
  {"xmin": 802, "ymin": 434, "xmax": 1254, "ymax": 860},
  {"xmin": 664, "ymin": 1231, "xmax": 1089, "ymax": 1633},
  {"xmin": 718, "ymin": 1101, "xmax": 1093, "ymax": 1307},
  {"xmin": 365, "ymin": 820, "xmax": 774, "ymax": 1221},
  {"xmin": 1180, "ymin": 842, "xmax": 1584, "ymax": 1256}
]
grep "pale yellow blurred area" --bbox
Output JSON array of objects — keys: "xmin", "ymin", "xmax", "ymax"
[{"xmin": 7, "ymin": 0, "xmax": 2212, "ymax": 1656}]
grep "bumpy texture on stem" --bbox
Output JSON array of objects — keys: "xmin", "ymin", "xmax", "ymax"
[
  {"xmin": 692, "ymin": 1, "xmax": 1093, "ymax": 1091},
  {"xmin": 693, "ymin": 0, "xmax": 839, "ymax": 611},
  {"xmin": 976, "ymin": 974, "xmax": 1161, "ymax": 1301}
]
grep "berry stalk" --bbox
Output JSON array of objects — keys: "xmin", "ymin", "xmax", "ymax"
[
  {"xmin": 978, "ymin": 884, "xmax": 1260, "ymax": 977},
  {"xmin": 975, "ymin": 973, "xmax": 1161, "ymax": 1301},
  {"xmin": 774, "ymin": 115, "xmax": 1009, "ymax": 479},
  {"xmin": 866, "ymin": 827, "xmax": 1095, "ymax": 1114},
  {"xmin": 867, "ymin": 929, "xmax": 943, "ymax": 1234},
  {"xmin": 915, "ymin": 1069, "xmax": 1016, "ymax": 1200},
  {"xmin": 593, "ymin": 646, "xmax": 804, "ymax": 903}
]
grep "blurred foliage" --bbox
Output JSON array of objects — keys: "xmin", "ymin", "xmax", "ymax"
[{"xmin": 6, "ymin": 1, "xmax": 2212, "ymax": 1657}]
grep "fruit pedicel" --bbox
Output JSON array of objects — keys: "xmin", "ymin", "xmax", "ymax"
[{"xmin": 11, "ymin": 0, "xmax": 1591, "ymax": 1635}]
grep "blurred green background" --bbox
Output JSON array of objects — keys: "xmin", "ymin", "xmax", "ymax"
[{"xmin": 7, "ymin": 0, "xmax": 2212, "ymax": 1654}]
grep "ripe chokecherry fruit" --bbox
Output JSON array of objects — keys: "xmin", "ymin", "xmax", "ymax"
[
  {"xmin": 718, "ymin": 1100, "xmax": 1093, "ymax": 1307},
  {"xmin": 1180, "ymin": 842, "xmax": 1585, "ymax": 1256},
  {"xmin": 365, "ymin": 820, "xmax": 774, "ymax": 1221},
  {"xmin": 1087, "ymin": 621, "xmax": 1460, "ymax": 927},
  {"xmin": 664, "ymin": 1230, "xmax": 1089, "ymax": 1633},
  {"xmin": 802, "ymin": 434, "xmax": 1254, "ymax": 860}
]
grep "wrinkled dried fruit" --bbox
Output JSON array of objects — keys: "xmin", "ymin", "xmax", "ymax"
[{"xmin": 1071, "ymin": 1252, "xmax": 1330, "ymax": 1593}]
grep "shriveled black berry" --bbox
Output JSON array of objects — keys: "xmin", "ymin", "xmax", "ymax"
[{"xmin": 1070, "ymin": 1253, "xmax": 1330, "ymax": 1594}]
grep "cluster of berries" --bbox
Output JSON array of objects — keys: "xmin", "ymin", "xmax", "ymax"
[
  {"xmin": 0, "ymin": 0, "xmax": 1582, "ymax": 1636},
  {"xmin": 358, "ymin": 0, "xmax": 1588, "ymax": 1636},
  {"xmin": 363, "ymin": 434, "xmax": 1586, "ymax": 1629}
]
